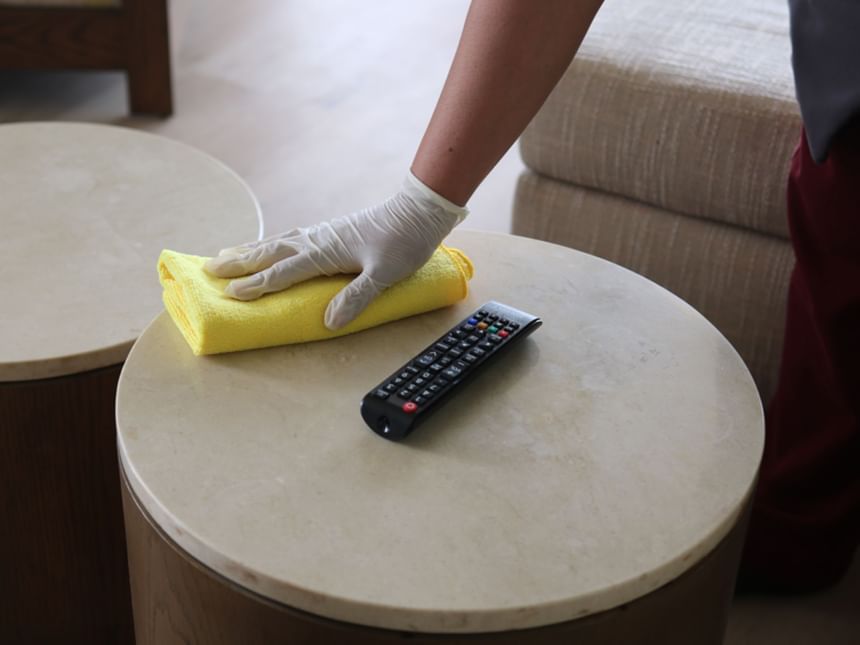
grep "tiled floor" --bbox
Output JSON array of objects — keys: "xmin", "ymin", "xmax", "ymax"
[{"xmin": 2, "ymin": 1, "xmax": 856, "ymax": 643}]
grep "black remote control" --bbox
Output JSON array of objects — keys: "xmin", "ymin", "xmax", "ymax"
[{"xmin": 360, "ymin": 301, "xmax": 542, "ymax": 440}]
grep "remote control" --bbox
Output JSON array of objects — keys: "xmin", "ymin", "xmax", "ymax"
[{"xmin": 360, "ymin": 301, "xmax": 542, "ymax": 440}]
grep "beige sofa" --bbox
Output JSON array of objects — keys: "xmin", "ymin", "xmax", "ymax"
[{"xmin": 513, "ymin": 0, "xmax": 799, "ymax": 402}]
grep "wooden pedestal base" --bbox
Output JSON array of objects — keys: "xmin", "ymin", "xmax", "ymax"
[
  {"xmin": 0, "ymin": 365, "xmax": 134, "ymax": 645},
  {"xmin": 122, "ymin": 468, "xmax": 748, "ymax": 645}
]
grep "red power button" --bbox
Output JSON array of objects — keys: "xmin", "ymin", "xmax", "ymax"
[{"xmin": 402, "ymin": 402, "xmax": 418, "ymax": 413}]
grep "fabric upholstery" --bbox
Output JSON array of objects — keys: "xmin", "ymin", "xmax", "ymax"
[
  {"xmin": 513, "ymin": 171, "xmax": 794, "ymax": 402},
  {"xmin": 520, "ymin": 0, "xmax": 800, "ymax": 240}
]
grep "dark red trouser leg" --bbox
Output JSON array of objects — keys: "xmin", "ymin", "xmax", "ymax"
[{"xmin": 742, "ymin": 122, "xmax": 860, "ymax": 590}]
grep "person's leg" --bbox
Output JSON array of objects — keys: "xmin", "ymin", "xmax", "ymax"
[{"xmin": 740, "ymin": 120, "xmax": 860, "ymax": 592}]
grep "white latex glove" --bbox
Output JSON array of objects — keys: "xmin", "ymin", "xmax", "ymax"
[{"xmin": 204, "ymin": 171, "xmax": 467, "ymax": 330}]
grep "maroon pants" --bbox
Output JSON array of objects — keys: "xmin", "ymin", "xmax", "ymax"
[{"xmin": 742, "ymin": 121, "xmax": 860, "ymax": 589}]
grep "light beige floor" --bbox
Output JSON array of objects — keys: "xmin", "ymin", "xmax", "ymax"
[
  {"xmin": 1, "ymin": 1, "xmax": 857, "ymax": 643},
  {"xmin": 0, "ymin": 0, "xmax": 521, "ymax": 241}
]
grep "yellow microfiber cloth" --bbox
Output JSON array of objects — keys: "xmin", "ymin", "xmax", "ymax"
[{"xmin": 157, "ymin": 246, "xmax": 474, "ymax": 355}]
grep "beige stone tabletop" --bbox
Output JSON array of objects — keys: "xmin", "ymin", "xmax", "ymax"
[
  {"xmin": 0, "ymin": 122, "xmax": 261, "ymax": 382},
  {"xmin": 117, "ymin": 229, "xmax": 763, "ymax": 634}
]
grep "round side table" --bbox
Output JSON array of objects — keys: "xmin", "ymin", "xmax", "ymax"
[
  {"xmin": 0, "ymin": 122, "xmax": 261, "ymax": 644},
  {"xmin": 117, "ymin": 230, "xmax": 763, "ymax": 644}
]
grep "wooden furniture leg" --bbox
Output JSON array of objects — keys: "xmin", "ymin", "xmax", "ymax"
[
  {"xmin": 0, "ymin": 0, "xmax": 172, "ymax": 116},
  {"xmin": 0, "ymin": 365, "xmax": 135, "ymax": 645}
]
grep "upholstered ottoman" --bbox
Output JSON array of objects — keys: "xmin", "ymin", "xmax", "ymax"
[{"xmin": 512, "ymin": 0, "xmax": 799, "ymax": 402}]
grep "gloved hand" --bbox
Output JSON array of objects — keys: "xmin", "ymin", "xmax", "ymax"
[{"xmin": 204, "ymin": 171, "xmax": 467, "ymax": 330}]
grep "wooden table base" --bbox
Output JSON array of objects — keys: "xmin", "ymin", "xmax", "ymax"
[
  {"xmin": 122, "ymin": 468, "xmax": 749, "ymax": 645},
  {"xmin": 0, "ymin": 365, "xmax": 134, "ymax": 645}
]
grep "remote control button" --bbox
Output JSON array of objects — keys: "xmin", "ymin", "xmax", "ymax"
[
  {"xmin": 479, "ymin": 341, "xmax": 494, "ymax": 351},
  {"xmin": 384, "ymin": 383, "xmax": 398, "ymax": 392},
  {"xmin": 461, "ymin": 324, "xmax": 476, "ymax": 333},
  {"xmin": 420, "ymin": 389, "xmax": 434, "ymax": 398},
  {"xmin": 374, "ymin": 389, "xmax": 390, "ymax": 399},
  {"xmin": 444, "ymin": 335, "xmax": 459, "ymax": 345},
  {"xmin": 458, "ymin": 340, "xmax": 473, "ymax": 350},
  {"xmin": 406, "ymin": 365, "xmax": 420, "ymax": 374},
  {"xmin": 406, "ymin": 383, "xmax": 419, "ymax": 393},
  {"xmin": 454, "ymin": 360, "xmax": 469, "ymax": 370},
  {"xmin": 402, "ymin": 402, "xmax": 418, "ymax": 413},
  {"xmin": 429, "ymin": 363, "xmax": 445, "ymax": 372},
  {"xmin": 488, "ymin": 334, "xmax": 503, "ymax": 344},
  {"xmin": 393, "ymin": 377, "xmax": 405, "ymax": 385},
  {"xmin": 435, "ymin": 342, "xmax": 451, "ymax": 352},
  {"xmin": 435, "ymin": 377, "xmax": 449, "ymax": 387},
  {"xmin": 421, "ymin": 371, "xmax": 433, "ymax": 379},
  {"xmin": 428, "ymin": 384, "xmax": 441, "ymax": 393},
  {"xmin": 498, "ymin": 330, "xmax": 510, "ymax": 338},
  {"xmin": 452, "ymin": 330, "xmax": 466, "ymax": 339},
  {"xmin": 467, "ymin": 317, "xmax": 479, "ymax": 325},
  {"xmin": 478, "ymin": 310, "xmax": 488, "ymax": 316},
  {"xmin": 488, "ymin": 326, "xmax": 499, "ymax": 334},
  {"xmin": 488, "ymin": 314, "xmax": 499, "ymax": 321},
  {"xmin": 439, "ymin": 357, "xmax": 452, "ymax": 366},
  {"xmin": 503, "ymin": 325, "xmax": 515, "ymax": 333},
  {"xmin": 499, "ymin": 318, "xmax": 510, "ymax": 325},
  {"xmin": 442, "ymin": 366, "xmax": 463, "ymax": 379},
  {"xmin": 447, "ymin": 348, "xmax": 464, "ymax": 358},
  {"xmin": 463, "ymin": 353, "xmax": 478, "ymax": 364},
  {"xmin": 414, "ymin": 377, "xmax": 427, "ymax": 387},
  {"xmin": 477, "ymin": 321, "xmax": 488, "ymax": 330},
  {"xmin": 398, "ymin": 389, "xmax": 411, "ymax": 398},
  {"xmin": 471, "ymin": 347, "xmax": 486, "ymax": 357},
  {"xmin": 510, "ymin": 322, "xmax": 520, "ymax": 329},
  {"xmin": 416, "ymin": 351, "xmax": 438, "ymax": 366},
  {"xmin": 412, "ymin": 396, "xmax": 426, "ymax": 405}
]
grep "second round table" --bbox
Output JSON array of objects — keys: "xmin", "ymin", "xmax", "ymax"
[{"xmin": 0, "ymin": 122, "xmax": 261, "ymax": 643}]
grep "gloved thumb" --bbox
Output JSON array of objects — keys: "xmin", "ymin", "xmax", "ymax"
[{"xmin": 324, "ymin": 271, "xmax": 387, "ymax": 331}]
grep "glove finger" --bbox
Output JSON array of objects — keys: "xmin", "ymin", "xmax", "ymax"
[
  {"xmin": 324, "ymin": 271, "xmax": 387, "ymax": 330},
  {"xmin": 205, "ymin": 239, "xmax": 301, "ymax": 278},
  {"xmin": 224, "ymin": 252, "xmax": 321, "ymax": 300},
  {"xmin": 216, "ymin": 227, "xmax": 304, "ymax": 257}
]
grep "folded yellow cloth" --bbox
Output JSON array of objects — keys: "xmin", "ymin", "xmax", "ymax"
[{"xmin": 157, "ymin": 246, "xmax": 474, "ymax": 355}]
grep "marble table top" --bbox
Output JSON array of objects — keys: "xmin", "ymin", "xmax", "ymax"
[
  {"xmin": 0, "ymin": 122, "xmax": 261, "ymax": 381},
  {"xmin": 117, "ymin": 230, "xmax": 763, "ymax": 633}
]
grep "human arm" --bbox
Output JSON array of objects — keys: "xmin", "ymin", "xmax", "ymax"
[
  {"xmin": 412, "ymin": 0, "xmax": 603, "ymax": 205},
  {"xmin": 205, "ymin": 0, "xmax": 604, "ymax": 329}
]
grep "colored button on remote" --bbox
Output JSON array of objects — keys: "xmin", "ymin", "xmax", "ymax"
[{"xmin": 402, "ymin": 401, "xmax": 418, "ymax": 413}]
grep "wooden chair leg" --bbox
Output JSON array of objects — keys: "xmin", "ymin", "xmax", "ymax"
[{"xmin": 126, "ymin": 0, "xmax": 173, "ymax": 115}]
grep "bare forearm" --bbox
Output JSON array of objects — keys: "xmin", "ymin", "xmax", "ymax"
[{"xmin": 412, "ymin": 0, "xmax": 603, "ymax": 206}]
